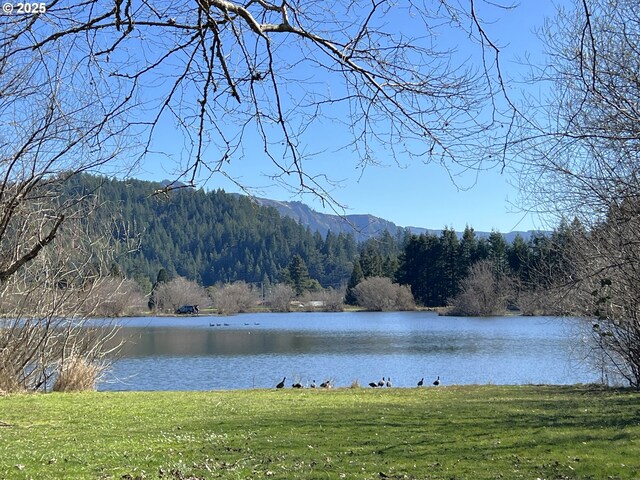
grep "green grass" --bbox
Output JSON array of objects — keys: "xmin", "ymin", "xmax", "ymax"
[{"xmin": 1, "ymin": 385, "xmax": 639, "ymax": 479}]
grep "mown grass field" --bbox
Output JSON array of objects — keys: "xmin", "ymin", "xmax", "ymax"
[{"xmin": 1, "ymin": 385, "xmax": 639, "ymax": 479}]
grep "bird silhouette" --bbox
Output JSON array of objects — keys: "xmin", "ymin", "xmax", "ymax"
[
  {"xmin": 417, "ymin": 377, "xmax": 424, "ymax": 387},
  {"xmin": 276, "ymin": 377, "xmax": 286, "ymax": 389},
  {"xmin": 433, "ymin": 376, "xmax": 440, "ymax": 386},
  {"xmin": 368, "ymin": 382, "xmax": 378, "ymax": 388}
]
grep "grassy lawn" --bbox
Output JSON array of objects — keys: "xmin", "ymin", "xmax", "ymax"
[{"xmin": 1, "ymin": 385, "xmax": 639, "ymax": 479}]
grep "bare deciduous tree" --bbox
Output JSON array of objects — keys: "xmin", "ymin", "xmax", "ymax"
[
  {"xmin": 81, "ymin": 277, "xmax": 148, "ymax": 318},
  {"xmin": 299, "ymin": 288, "xmax": 346, "ymax": 312},
  {"xmin": 210, "ymin": 281, "xmax": 258, "ymax": 315},
  {"xmin": 2, "ymin": 0, "xmax": 515, "ymax": 202},
  {"xmin": 449, "ymin": 259, "xmax": 509, "ymax": 316},
  {"xmin": 266, "ymin": 283, "xmax": 295, "ymax": 312},
  {"xmin": 0, "ymin": 213, "xmax": 121, "ymax": 393},
  {"xmin": 154, "ymin": 276, "xmax": 211, "ymax": 313},
  {"xmin": 515, "ymin": 0, "xmax": 640, "ymax": 387}
]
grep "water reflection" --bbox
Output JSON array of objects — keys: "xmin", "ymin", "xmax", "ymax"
[{"xmin": 100, "ymin": 311, "xmax": 598, "ymax": 391}]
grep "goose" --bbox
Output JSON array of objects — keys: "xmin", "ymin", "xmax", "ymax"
[
  {"xmin": 417, "ymin": 377, "xmax": 424, "ymax": 387},
  {"xmin": 276, "ymin": 377, "xmax": 286, "ymax": 389},
  {"xmin": 368, "ymin": 382, "xmax": 378, "ymax": 388},
  {"xmin": 310, "ymin": 380, "xmax": 317, "ymax": 388},
  {"xmin": 377, "ymin": 377, "xmax": 385, "ymax": 387},
  {"xmin": 320, "ymin": 379, "xmax": 331, "ymax": 388},
  {"xmin": 386, "ymin": 377, "xmax": 392, "ymax": 388},
  {"xmin": 292, "ymin": 382, "xmax": 303, "ymax": 389},
  {"xmin": 433, "ymin": 376, "xmax": 440, "ymax": 386}
]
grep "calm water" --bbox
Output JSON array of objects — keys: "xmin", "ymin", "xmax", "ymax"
[{"xmin": 99, "ymin": 311, "xmax": 598, "ymax": 391}]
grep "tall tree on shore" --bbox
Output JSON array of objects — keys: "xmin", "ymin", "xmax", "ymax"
[
  {"xmin": 515, "ymin": 0, "xmax": 640, "ymax": 387},
  {"xmin": 345, "ymin": 259, "xmax": 364, "ymax": 306},
  {"xmin": 287, "ymin": 255, "xmax": 311, "ymax": 297}
]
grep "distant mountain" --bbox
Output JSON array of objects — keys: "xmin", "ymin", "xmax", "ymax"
[
  {"xmin": 254, "ymin": 199, "xmax": 399, "ymax": 242},
  {"xmin": 254, "ymin": 198, "xmax": 545, "ymax": 242}
]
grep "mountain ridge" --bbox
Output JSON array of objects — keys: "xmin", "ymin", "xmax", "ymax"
[{"xmin": 253, "ymin": 197, "xmax": 544, "ymax": 242}]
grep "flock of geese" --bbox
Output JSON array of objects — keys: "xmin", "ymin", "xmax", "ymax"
[{"xmin": 275, "ymin": 375, "xmax": 441, "ymax": 389}]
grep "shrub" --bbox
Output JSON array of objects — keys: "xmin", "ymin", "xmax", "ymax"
[
  {"xmin": 267, "ymin": 284, "xmax": 295, "ymax": 312},
  {"xmin": 82, "ymin": 277, "xmax": 148, "ymax": 317},
  {"xmin": 0, "ymin": 364, "xmax": 24, "ymax": 394},
  {"xmin": 449, "ymin": 260, "xmax": 510, "ymax": 316},
  {"xmin": 298, "ymin": 288, "xmax": 346, "ymax": 312},
  {"xmin": 154, "ymin": 277, "xmax": 210, "ymax": 313},
  {"xmin": 52, "ymin": 357, "xmax": 104, "ymax": 392},
  {"xmin": 353, "ymin": 277, "xmax": 415, "ymax": 311},
  {"xmin": 210, "ymin": 281, "xmax": 258, "ymax": 315}
]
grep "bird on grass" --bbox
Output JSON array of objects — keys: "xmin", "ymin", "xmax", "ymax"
[
  {"xmin": 320, "ymin": 379, "xmax": 331, "ymax": 388},
  {"xmin": 292, "ymin": 382, "xmax": 303, "ymax": 389},
  {"xmin": 368, "ymin": 382, "xmax": 378, "ymax": 388},
  {"xmin": 433, "ymin": 376, "xmax": 440, "ymax": 386},
  {"xmin": 386, "ymin": 377, "xmax": 392, "ymax": 388},
  {"xmin": 276, "ymin": 377, "xmax": 286, "ymax": 389},
  {"xmin": 377, "ymin": 377, "xmax": 385, "ymax": 387},
  {"xmin": 310, "ymin": 380, "xmax": 317, "ymax": 388},
  {"xmin": 417, "ymin": 377, "xmax": 424, "ymax": 387}
]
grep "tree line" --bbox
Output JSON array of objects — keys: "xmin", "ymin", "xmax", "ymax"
[
  {"xmin": 345, "ymin": 223, "xmax": 579, "ymax": 314},
  {"xmin": 63, "ymin": 174, "xmax": 582, "ymax": 317}
]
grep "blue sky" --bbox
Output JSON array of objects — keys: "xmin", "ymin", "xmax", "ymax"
[{"xmin": 133, "ymin": 1, "xmax": 561, "ymax": 234}]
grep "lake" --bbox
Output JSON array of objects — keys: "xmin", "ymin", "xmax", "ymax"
[{"xmin": 99, "ymin": 311, "xmax": 599, "ymax": 391}]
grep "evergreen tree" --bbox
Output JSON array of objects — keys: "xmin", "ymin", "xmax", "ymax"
[
  {"xmin": 438, "ymin": 227, "xmax": 460, "ymax": 303},
  {"xmin": 148, "ymin": 268, "xmax": 170, "ymax": 310},
  {"xmin": 508, "ymin": 234, "xmax": 531, "ymax": 282},
  {"xmin": 396, "ymin": 234, "xmax": 442, "ymax": 307},
  {"xmin": 287, "ymin": 254, "xmax": 311, "ymax": 296},
  {"xmin": 360, "ymin": 243, "xmax": 384, "ymax": 278},
  {"xmin": 345, "ymin": 259, "xmax": 364, "ymax": 305},
  {"xmin": 156, "ymin": 268, "xmax": 170, "ymax": 284},
  {"xmin": 382, "ymin": 255, "xmax": 399, "ymax": 279},
  {"xmin": 488, "ymin": 231, "xmax": 509, "ymax": 277},
  {"xmin": 458, "ymin": 226, "xmax": 478, "ymax": 279}
]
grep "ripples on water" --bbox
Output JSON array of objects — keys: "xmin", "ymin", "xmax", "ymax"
[{"xmin": 99, "ymin": 311, "xmax": 598, "ymax": 391}]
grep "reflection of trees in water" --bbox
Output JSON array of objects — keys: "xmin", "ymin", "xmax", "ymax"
[{"xmin": 112, "ymin": 327, "xmax": 475, "ymax": 357}]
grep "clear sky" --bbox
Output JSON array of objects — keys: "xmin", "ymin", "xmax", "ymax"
[{"xmin": 133, "ymin": 1, "xmax": 561, "ymax": 234}]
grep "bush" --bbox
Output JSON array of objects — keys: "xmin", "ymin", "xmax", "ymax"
[
  {"xmin": 299, "ymin": 288, "xmax": 346, "ymax": 312},
  {"xmin": 449, "ymin": 260, "xmax": 510, "ymax": 316},
  {"xmin": 82, "ymin": 277, "xmax": 148, "ymax": 317},
  {"xmin": 353, "ymin": 277, "xmax": 415, "ymax": 311},
  {"xmin": 0, "ymin": 364, "xmax": 24, "ymax": 394},
  {"xmin": 154, "ymin": 277, "xmax": 210, "ymax": 313},
  {"xmin": 210, "ymin": 281, "xmax": 258, "ymax": 315},
  {"xmin": 52, "ymin": 357, "xmax": 104, "ymax": 392},
  {"xmin": 267, "ymin": 284, "xmax": 295, "ymax": 312}
]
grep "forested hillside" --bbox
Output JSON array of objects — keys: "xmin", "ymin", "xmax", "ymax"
[
  {"xmin": 64, "ymin": 175, "xmax": 572, "ymax": 314},
  {"xmin": 65, "ymin": 175, "xmax": 358, "ymax": 289}
]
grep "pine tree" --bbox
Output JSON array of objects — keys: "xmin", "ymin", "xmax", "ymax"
[
  {"xmin": 148, "ymin": 268, "xmax": 170, "ymax": 310},
  {"xmin": 287, "ymin": 254, "xmax": 311, "ymax": 296},
  {"xmin": 345, "ymin": 259, "xmax": 364, "ymax": 305}
]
